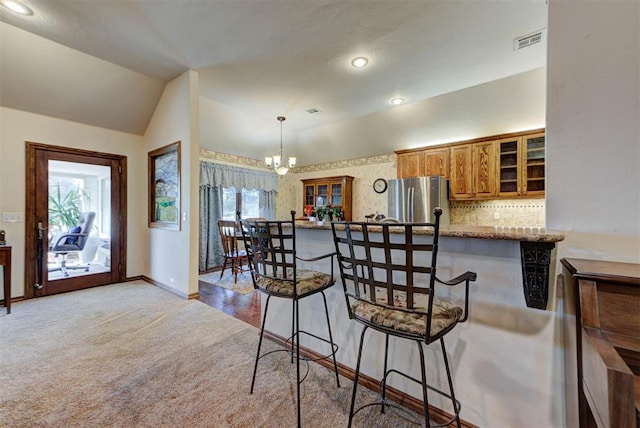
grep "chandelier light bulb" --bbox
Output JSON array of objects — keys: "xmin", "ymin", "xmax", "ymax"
[{"xmin": 265, "ymin": 116, "xmax": 296, "ymax": 176}]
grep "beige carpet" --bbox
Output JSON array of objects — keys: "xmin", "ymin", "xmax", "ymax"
[
  {"xmin": 199, "ymin": 270, "xmax": 255, "ymax": 294},
  {"xmin": 0, "ymin": 281, "xmax": 424, "ymax": 427}
]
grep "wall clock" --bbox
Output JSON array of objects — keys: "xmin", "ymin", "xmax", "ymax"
[{"xmin": 373, "ymin": 178, "xmax": 388, "ymax": 194}]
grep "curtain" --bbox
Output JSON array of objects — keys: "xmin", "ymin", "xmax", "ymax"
[
  {"xmin": 198, "ymin": 185, "xmax": 223, "ymax": 271},
  {"xmin": 200, "ymin": 161, "xmax": 278, "ymax": 192},
  {"xmin": 199, "ymin": 161, "xmax": 278, "ymax": 272},
  {"xmin": 259, "ymin": 190, "xmax": 276, "ymax": 219}
]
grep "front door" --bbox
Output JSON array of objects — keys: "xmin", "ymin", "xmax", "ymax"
[{"xmin": 25, "ymin": 142, "xmax": 127, "ymax": 298}]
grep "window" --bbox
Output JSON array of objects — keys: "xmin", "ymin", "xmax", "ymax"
[{"xmin": 222, "ymin": 187, "xmax": 260, "ymax": 220}]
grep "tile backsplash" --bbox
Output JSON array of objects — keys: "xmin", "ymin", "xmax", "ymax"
[{"xmin": 450, "ymin": 199, "xmax": 545, "ymax": 227}]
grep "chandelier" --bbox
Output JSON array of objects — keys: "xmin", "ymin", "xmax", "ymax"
[{"xmin": 265, "ymin": 116, "xmax": 296, "ymax": 176}]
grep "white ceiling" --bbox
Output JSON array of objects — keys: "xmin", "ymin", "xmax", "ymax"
[{"xmin": 0, "ymin": 0, "xmax": 547, "ymax": 165}]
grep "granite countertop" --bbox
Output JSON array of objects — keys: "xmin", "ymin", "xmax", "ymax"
[{"xmin": 295, "ymin": 221, "xmax": 564, "ymax": 243}]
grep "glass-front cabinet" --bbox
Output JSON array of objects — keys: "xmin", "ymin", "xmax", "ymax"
[
  {"xmin": 497, "ymin": 131, "xmax": 545, "ymax": 197},
  {"xmin": 497, "ymin": 137, "xmax": 521, "ymax": 196},
  {"xmin": 301, "ymin": 175, "xmax": 354, "ymax": 221},
  {"xmin": 524, "ymin": 133, "xmax": 545, "ymax": 195}
]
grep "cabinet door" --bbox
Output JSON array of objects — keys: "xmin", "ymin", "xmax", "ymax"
[
  {"xmin": 449, "ymin": 145, "xmax": 473, "ymax": 199},
  {"xmin": 330, "ymin": 182, "xmax": 343, "ymax": 206},
  {"xmin": 316, "ymin": 184, "xmax": 328, "ymax": 206},
  {"xmin": 523, "ymin": 133, "xmax": 545, "ymax": 195},
  {"xmin": 473, "ymin": 141, "xmax": 496, "ymax": 198},
  {"xmin": 497, "ymin": 137, "xmax": 522, "ymax": 196},
  {"xmin": 424, "ymin": 148, "xmax": 449, "ymax": 178},
  {"xmin": 397, "ymin": 153, "xmax": 422, "ymax": 178},
  {"xmin": 304, "ymin": 184, "xmax": 316, "ymax": 207}
]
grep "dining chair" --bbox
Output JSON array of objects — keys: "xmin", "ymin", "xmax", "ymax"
[{"xmin": 217, "ymin": 219, "xmax": 249, "ymax": 283}]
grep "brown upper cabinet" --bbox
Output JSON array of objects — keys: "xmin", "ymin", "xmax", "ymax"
[
  {"xmin": 396, "ymin": 148, "xmax": 449, "ymax": 178},
  {"xmin": 449, "ymin": 141, "xmax": 496, "ymax": 200},
  {"xmin": 395, "ymin": 128, "xmax": 545, "ymax": 200},
  {"xmin": 301, "ymin": 175, "xmax": 354, "ymax": 221},
  {"xmin": 497, "ymin": 132, "xmax": 545, "ymax": 197}
]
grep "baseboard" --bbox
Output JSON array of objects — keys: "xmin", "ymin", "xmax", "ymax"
[
  {"xmin": 263, "ymin": 330, "xmax": 477, "ymax": 428},
  {"xmin": 140, "ymin": 275, "xmax": 190, "ymax": 299}
]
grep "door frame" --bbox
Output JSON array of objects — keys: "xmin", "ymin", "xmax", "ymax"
[{"xmin": 24, "ymin": 142, "xmax": 127, "ymax": 299}]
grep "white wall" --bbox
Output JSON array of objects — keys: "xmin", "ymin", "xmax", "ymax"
[
  {"xmin": 546, "ymin": 1, "xmax": 639, "ymax": 426},
  {"xmin": 547, "ymin": 0, "xmax": 640, "ymax": 262},
  {"xmin": 0, "ymin": 106, "xmax": 146, "ymax": 300},
  {"xmin": 143, "ymin": 70, "xmax": 200, "ymax": 297}
]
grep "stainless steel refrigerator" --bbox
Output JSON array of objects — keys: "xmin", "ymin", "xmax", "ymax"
[{"xmin": 387, "ymin": 176, "xmax": 450, "ymax": 224}]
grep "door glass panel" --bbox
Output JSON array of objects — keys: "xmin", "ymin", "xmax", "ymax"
[{"xmin": 47, "ymin": 161, "xmax": 111, "ymax": 281}]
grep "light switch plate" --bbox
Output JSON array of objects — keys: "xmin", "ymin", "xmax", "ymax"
[{"xmin": 2, "ymin": 212, "xmax": 24, "ymax": 223}]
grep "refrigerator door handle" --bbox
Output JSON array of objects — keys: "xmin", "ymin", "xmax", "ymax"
[{"xmin": 408, "ymin": 187, "xmax": 414, "ymax": 223}]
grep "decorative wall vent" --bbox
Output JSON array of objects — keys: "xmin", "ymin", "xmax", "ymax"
[{"xmin": 514, "ymin": 29, "xmax": 544, "ymax": 50}]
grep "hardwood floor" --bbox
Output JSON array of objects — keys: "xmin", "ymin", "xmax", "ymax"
[{"xmin": 198, "ymin": 279, "xmax": 261, "ymax": 328}]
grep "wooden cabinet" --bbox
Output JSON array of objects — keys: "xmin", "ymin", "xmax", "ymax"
[
  {"xmin": 561, "ymin": 258, "xmax": 640, "ymax": 428},
  {"xmin": 449, "ymin": 145, "xmax": 473, "ymax": 198},
  {"xmin": 302, "ymin": 175, "xmax": 354, "ymax": 221},
  {"xmin": 424, "ymin": 148, "xmax": 449, "ymax": 178},
  {"xmin": 396, "ymin": 128, "xmax": 545, "ymax": 201},
  {"xmin": 449, "ymin": 141, "xmax": 496, "ymax": 200},
  {"xmin": 523, "ymin": 132, "xmax": 545, "ymax": 196},
  {"xmin": 397, "ymin": 152, "xmax": 422, "ymax": 178},
  {"xmin": 397, "ymin": 147, "xmax": 449, "ymax": 178},
  {"xmin": 497, "ymin": 132, "xmax": 545, "ymax": 197}
]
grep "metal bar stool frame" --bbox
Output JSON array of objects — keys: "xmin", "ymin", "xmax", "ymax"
[
  {"xmin": 331, "ymin": 208, "xmax": 477, "ymax": 428},
  {"xmin": 241, "ymin": 211, "xmax": 340, "ymax": 428}
]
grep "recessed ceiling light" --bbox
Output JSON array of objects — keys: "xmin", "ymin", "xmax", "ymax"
[
  {"xmin": 351, "ymin": 57, "xmax": 369, "ymax": 68},
  {"xmin": 390, "ymin": 97, "xmax": 405, "ymax": 105},
  {"xmin": 0, "ymin": 0, "xmax": 33, "ymax": 15}
]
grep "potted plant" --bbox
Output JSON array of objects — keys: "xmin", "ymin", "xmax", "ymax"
[
  {"xmin": 48, "ymin": 185, "xmax": 88, "ymax": 231},
  {"xmin": 332, "ymin": 206, "xmax": 343, "ymax": 221},
  {"xmin": 315, "ymin": 205, "xmax": 328, "ymax": 223},
  {"xmin": 304, "ymin": 204, "xmax": 316, "ymax": 221}
]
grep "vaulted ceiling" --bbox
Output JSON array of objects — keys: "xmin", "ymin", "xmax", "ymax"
[{"xmin": 0, "ymin": 0, "xmax": 547, "ymax": 165}]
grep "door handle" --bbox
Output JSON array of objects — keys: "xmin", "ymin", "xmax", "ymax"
[{"xmin": 37, "ymin": 221, "xmax": 48, "ymax": 240}]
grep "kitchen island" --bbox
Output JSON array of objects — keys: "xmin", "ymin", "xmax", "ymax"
[{"xmin": 262, "ymin": 221, "xmax": 565, "ymax": 427}]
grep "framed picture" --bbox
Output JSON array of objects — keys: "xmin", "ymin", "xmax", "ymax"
[{"xmin": 148, "ymin": 141, "xmax": 181, "ymax": 230}]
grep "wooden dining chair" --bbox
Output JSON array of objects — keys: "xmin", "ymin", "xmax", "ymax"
[{"xmin": 217, "ymin": 220, "xmax": 248, "ymax": 283}]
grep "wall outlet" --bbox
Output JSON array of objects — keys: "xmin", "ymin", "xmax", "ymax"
[{"xmin": 493, "ymin": 212, "xmax": 500, "ymax": 220}]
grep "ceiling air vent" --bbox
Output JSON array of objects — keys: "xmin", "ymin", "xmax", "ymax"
[
  {"xmin": 306, "ymin": 108, "xmax": 320, "ymax": 114},
  {"xmin": 514, "ymin": 29, "xmax": 544, "ymax": 50}
]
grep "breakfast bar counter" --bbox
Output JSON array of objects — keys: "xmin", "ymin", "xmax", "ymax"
[
  {"xmin": 298, "ymin": 221, "xmax": 564, "ymax": 309},
  {"xmin": 296, "ymin": 220, "xmax": 564, "ymax": 243},
  {"xmin": 262, "ymin": 222, "xmax": 566, "ymax": 427}
]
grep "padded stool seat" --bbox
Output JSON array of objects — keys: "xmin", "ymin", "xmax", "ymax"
[
  {"xmin": 255, "ymin": 269, "xmax": 333, "ymax": 297},
  {"xmin": 332, "ymin": 208, "xmax": 477, "ymax": 428},
  {"xmin": 242, "ymin": 212, "xmax": 340, "ymax": 428},
  {"xmin": 352, "ymin": 297, "xmax": 463, "ymax": 338}
]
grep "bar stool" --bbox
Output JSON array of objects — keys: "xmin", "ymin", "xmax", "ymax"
[
  {"xmin": 331, "ymin": 208, "xmax": 476, "ymax": 427},
  {"xmin": 241, "ymin": 211, "xmax": 340, "ymax": 428}
]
